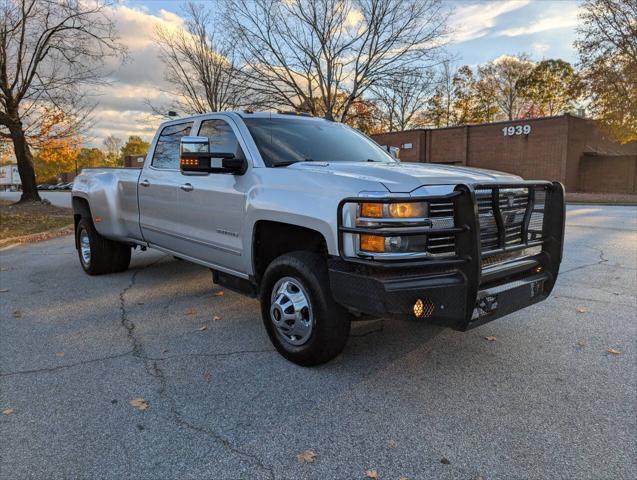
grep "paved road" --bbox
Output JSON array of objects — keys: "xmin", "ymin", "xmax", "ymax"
[
  {"xmin": 1, "ymin": 205, "xmax": 635, "ymax": 479},
  {"xmin": 0, "ymin": 190, "xmax": 73, "ymax": 208}
]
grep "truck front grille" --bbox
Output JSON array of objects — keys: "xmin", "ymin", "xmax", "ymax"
[
  {"xmin": 428, "ymin": 201, "xmax": 456, "ymax": 256},
  {"xmin": 476, "ymin": 186, "xmax": 547, "ymax": 262},
  {"xmin": 337, "ymin": 182, "xmax": 557, "ymax": 270}
]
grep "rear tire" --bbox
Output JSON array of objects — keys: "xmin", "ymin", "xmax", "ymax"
[
  {"xmin": 259, "ymin": 251, "xmax": 351, "ymax": 366},
  {"xmin": 76, "ymin": 218, "xmax": 131, "ymax": 275}
]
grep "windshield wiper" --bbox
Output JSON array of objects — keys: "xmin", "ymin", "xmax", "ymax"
[{"xmin": 272, "ymin": 158, "xmax": 314, "ymax": 167}]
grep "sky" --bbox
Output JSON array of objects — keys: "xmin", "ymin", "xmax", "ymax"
[{"xmin": 87, "ymin": 0, "xmax": 581, "ymax": 147}]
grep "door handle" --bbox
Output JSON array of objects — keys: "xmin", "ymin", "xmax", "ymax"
[
  {"xmin": 140, "ymin": 179, "xmax": 150, "ymax": 187},
  {"xmin": 180, "ymin": 183, "xmax": 194, "ymax": 192}
]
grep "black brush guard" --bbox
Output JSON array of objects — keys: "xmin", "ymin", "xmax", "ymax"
[{"xmin": 329, "ymin": 181, "xmax": 565, "ymax": 331}]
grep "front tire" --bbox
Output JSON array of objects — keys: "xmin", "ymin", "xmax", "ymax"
[
  {"xmin": 259, "ymin": 251, "xmax": 351, "ymax": 366},
  {"xmin": 76, "ymin": 218, "xmax": 131, "ymax": 275}
]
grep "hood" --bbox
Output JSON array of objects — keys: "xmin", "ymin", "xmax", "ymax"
[{"xmin": 288, "ymin": 161, "xmax": 522, "ymax": 193}]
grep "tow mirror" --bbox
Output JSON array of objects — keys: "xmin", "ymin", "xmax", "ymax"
[
  {"xmin": 386, "ymin": 145, "xmax": 400, "ymax": 161},
  {"xmin": 180, "ymin": 136, "xmax": 247, "ymax": 175}
]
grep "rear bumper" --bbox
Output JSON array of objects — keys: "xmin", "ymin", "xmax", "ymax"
[{"xmin": 329, "ymin": 181, "xmax": 565, "ymax": 331}]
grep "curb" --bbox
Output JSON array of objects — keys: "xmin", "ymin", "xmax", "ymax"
[
  {"xmin": 566, "ymin": 202, "xmax": 637, "ymax": 207},
  {"xmin": 0, "ymin": 224, "xmax": 74, "ymax": 250}
]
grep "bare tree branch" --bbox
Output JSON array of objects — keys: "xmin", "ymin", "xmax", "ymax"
[
  {"xmin": 0, "ymin": 0, "xmax": 125, "ymax": 202},
  {"xmin": 152, "ymin": 1, "xmax": 262, "ymax": 116},
  {"xmin": 224, "ymin": 0, "xmax": 448, "ymax": 122}
]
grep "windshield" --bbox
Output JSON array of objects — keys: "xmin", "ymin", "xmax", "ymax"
[{"xmin": 243, "ymin": 117, "xmax": 395, "ymax": 167}]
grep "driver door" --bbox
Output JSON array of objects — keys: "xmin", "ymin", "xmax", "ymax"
[
  {"xmin": 138, "ymin": 121, "xmax": 193, "ymax": 251},
  {"xmin": 176, "ymin": 116, "xmax": 249, "ymax": 273}
]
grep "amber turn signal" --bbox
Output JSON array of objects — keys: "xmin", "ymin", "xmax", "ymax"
[
  {"xmin": 360, "ymin": 234, "xmax": 385, "ymax": 253},
  {"xmin": 181, "ymin": 158, "xmax": 199, "ymax": 167},
  {"xmin": 360, "ymin": 203, "xmax": 383, "ymax": 218}
]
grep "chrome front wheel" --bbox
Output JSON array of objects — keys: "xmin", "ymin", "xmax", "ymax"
[
  {"xmin": 79, "ymin": 228, "xmax": 91, "ymax": 267},
  {"xmin": 269, "ymin": 277, "xmax": 314, "ymax": 346}
]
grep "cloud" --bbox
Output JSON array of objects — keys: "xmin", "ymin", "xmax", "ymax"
[
  {"xmin": 449, "ymin": 0, "xmax": 531, "ymax": 44},
  {"xmin": 84, "ymin": 5, "xmax": 187, "ymax": 145},
  {"xmin": 495, "ymin": 7, "xmax": 579, "ymax": 37},
  {"xmin": 531, "ymin": 42, "xmax": 550, "ymax": 55}
]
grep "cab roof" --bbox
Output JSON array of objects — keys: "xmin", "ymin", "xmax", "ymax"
[{"xmin": 158, "ymin": 111, "xmax": 328, "ymax": 128}]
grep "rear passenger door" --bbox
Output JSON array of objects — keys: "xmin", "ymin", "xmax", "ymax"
[
  {"xmin": 138, "ymin": 121, "xmax": 193, "ymax": 250},
  {"xmin": 176, "ymin": 116, "xmax": 249, "ymax": 273}
]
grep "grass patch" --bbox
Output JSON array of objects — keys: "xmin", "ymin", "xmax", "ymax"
[{"xmin": 0, "ymin": 199, "xmax": 73, "ymax": 241}]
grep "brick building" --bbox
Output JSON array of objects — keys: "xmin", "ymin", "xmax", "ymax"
[
  {"xmin": 124, "ymin": 154, "xmax": 146, "ymax": 168},
  {"xmin": 372, "ymin": 114, "xmax": 637, "ymax": 194}
]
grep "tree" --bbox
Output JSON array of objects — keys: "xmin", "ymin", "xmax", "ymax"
[
  {"xmin": 575, "ymin": 0, "xmax": 637, "ymax": 143},
  {"xmin": 154, "ymin": 2, "xmax": 255, "ymax": 115},
  {"xmin": 33, "ymin": 134, "xmax": 81, "ymax": 183},
  {"xmin": 77, "ymin": 147, "xmax": 106, "ymax": 171},
  {"xmin": 370, "ymin": 68, "xmax": 435, "ymax": 131},
  {"xmin": 478, "ymin": 54, "xmax": 535, "ymax": 120},
  {"xmin": 0, "ymin": 0, "xmax": 124, "ymax": 202},
  {"xmin": 120, "ymin": 136, "xmax": 150, "ymax": 158},
  {"xmin": 424, "ymin": 61, "xmax": 455, "ymax": 127},
  {"xmin": 517, "ymin": 60, "xmax": 580, "ymax": 117},
  {"xmin": 343, "ymin": 97, "xmax": 384, "ymax": 134},
  {"xmin": 103, "ymin": 135, "xmax": 123, "ymax": 165},
  {"xmin": 225, "ymin": 0, "xmax": 448, "ymax": 122},
  {"xmin": 472, "ymin": 71, "xmax": 500, "ymax": 123},
  {"xmin": 452, "ymin": 66, "xmax": 479, "ymax": 125}
]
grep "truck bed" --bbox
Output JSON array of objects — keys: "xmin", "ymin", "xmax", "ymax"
[{"xmin": 72, "ymin": 167, "xmax": 143, "ymax": 243}]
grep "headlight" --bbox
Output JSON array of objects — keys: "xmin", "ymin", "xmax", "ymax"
[
  {"xmin": 360, "ymin": 202, "xmax": 427, "ymax": 219},
  {"xmin": 389, "ymin": 202, "xmax": 426, "ymax": 218},
  {"xmin": 358, "ymin": 201, "xmax": 430, "ymax": 254}
]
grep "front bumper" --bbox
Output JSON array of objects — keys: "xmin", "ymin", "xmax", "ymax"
[{"xmin": 329, "ymin": 181, "xmax": 565, "ymax": 331}]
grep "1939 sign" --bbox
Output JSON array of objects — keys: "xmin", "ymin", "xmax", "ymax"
[{"xmin": 502, "ymin": 124, "xmax": 531, "ymax": 136}]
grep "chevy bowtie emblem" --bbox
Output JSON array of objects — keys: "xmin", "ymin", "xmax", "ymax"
[{"xmin": 505, "ymin": 194, "xmax": 515, "ymax": 208}]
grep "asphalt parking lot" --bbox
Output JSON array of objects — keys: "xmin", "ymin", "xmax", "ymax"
[{"xmin": 1, "ymin": 204, "xmax": 635, "ymax": 479}]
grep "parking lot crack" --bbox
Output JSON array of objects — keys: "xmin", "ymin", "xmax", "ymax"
[
  {"xmin": 0, "ymin": 350, "xmax": 134, "ymax": 377},
  {"xmin": 117, "ymin": 261, "xmax": 274, "ymax": 480},
  {"xmin": 144, "ymin": 349, "xmax": 274, "ymax": 362},
  {"xmin": 119, "ymin": 268, "xmax": 147, "ymax": 358},
  {"xmin": 560, "ymin": 245, "xmax": 608, "ymax": 275},
  {"xmin": 146, "ymin": 359, "xmax": 275, "ymax": 480}
]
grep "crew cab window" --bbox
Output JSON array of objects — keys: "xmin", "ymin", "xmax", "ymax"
[
  {"xmin": 198, "ymin": 119, "xmax": 244, "ymax": 157},
  {"xmin": 151, "ymin": 122, "xmax": 193, "ymax": 169}
]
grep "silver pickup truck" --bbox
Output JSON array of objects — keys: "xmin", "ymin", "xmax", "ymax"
[{"xmin": 72, "ymin": 112, "xmax": 565, "ymax": 366}]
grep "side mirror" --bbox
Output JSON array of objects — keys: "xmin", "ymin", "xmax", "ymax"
[
  {"xmin": 387, "ymin": 145, "xmax": 400, "ymax": 161},
  {"xmin": 180, "ymin": 136, "xmax": 247, "ymax": 175}
]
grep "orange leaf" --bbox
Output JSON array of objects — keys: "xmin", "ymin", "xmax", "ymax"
[
  {"xmin": 129, "ymin": 398, "xmax": 149, "ymax": 411},
  {"xmin": 214, "ymin": 291, "xmax": 224, "ymax": 297},
  {"xmin": 2, "ymin": 408, "xmax": 15, "ymax": 415},
  {"xmin": 576, "ymin": 307, "xmax": 588, "ymax": 314},
  {"xmin": 607, "ymin": 348, "xmax": 622, "ymax": 355},
  {"xmin": 297, "ymin": 450, "xmax": 317, "ymax": 464},
  {"xmin": 484, "ymin": 335, "xmax": 497, "ymax": 342},
  {"xmin": 213, "ymin": 315, "xmax": 221, "ymax": 321},
  {"xmin": 366, "ymin": 470, "xmax": 378, "ymax": 479}
]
